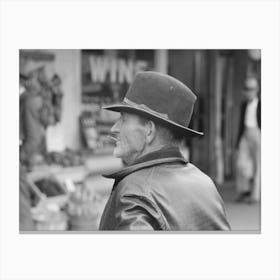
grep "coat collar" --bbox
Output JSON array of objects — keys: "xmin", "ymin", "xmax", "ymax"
[{"xmin": 103, "ymin": 146, "xmax": 188, "ymax": 181}]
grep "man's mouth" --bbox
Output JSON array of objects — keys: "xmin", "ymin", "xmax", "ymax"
[{"xmin": 107, "ymin": 135, "xmax": 119, "ymax": 143}]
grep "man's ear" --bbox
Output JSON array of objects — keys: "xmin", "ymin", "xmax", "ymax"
[{"xmin": 146, "ymin": 120, "xmax": 157, "ymax": 144}]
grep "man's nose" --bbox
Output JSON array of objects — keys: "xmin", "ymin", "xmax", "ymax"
[{"xmin": 111, "ymin": 120, "xmax": 120, "ymax": 134}]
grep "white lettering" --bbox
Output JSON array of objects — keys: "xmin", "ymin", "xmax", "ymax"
[
  {"xmin": 118, "ymin": 59, "xmax": 133, "ymax": 83},
  {"xmin": 88, "ymin": 55, "xmax": 148, "ymax": 84},
  {"xmin": 89, "ymin": 56, "xmax": 108, "ymax": 83}
]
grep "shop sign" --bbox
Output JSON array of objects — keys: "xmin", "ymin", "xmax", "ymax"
[
  {"xmin": 89, "ymin": 55, "xmax": 148, "ymax": 84},
  {"xmin": 82, "ymin": 53, "xmax": 149, "ymax": 104}
]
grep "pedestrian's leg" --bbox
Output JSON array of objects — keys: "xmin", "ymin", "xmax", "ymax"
[
  {"xmin": 247, "ymin": 129, "xmax": 261, "ymax": 202},
  {"xmin": 235, "ymin": 136, "xmax": 252, "ymax": 201}
]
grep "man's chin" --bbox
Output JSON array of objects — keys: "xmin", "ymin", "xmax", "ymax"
[
  {"xmin": 113, "ymin": 148, "xmax": 129, "ymax": 165},
  {"xmin": 113, "ymin": 148, "xmax": 123, "ymax": 159}
]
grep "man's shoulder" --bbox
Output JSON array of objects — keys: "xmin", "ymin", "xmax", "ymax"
[
  {"xmin": 182, "ymin": 163, "xmax": 215, "ymax": 186},
  {"xmin": 118, "ymin": 162, "xmax": 215, "ymax": 193},
  {"xmin": 116, "ymin": 167, "xmax": 153, "ymax": 197}
]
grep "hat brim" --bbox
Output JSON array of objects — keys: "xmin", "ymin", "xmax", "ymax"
[{"xmin": 103, "ymin": 102, "xmax": 203, "ymax": 138}]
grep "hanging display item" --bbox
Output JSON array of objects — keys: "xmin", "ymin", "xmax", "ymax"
[{"xmin": 20, "ymin": 50, "xmax": 64, "ymax": 168}]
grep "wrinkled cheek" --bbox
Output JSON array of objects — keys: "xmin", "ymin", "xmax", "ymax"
[
  {"xmin": 127, "ymin": 132, "xmax": 146, "ymax": 153},
  {"xmin": 113, "ymin": 137, "xmax": 130, "ymax": 158}
]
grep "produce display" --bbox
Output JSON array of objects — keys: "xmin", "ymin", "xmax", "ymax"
[
  {"xmin": 31, "ymin": 199, "xmax": 68, "ymax": 230},
  {"xmin": 26, "ymin": 156, "xmax": 111, "ymax": 230},
  {"xmin": 44, "ymin": 149, "xmax": 89, "ymax": 167},
  {"xmin": 66, "ymin": 183, "xmax": 101, "ymax": 230},
  {"xmin": 29, "ymin": 175, "xmax": 69, "ymax": 230},
  {"xmin": 34, "ymin": 176, "xmax": 66, "ymax": 197}
]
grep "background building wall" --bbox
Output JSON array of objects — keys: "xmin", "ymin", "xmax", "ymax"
[{"xmin": 47, "ymin": 49, "xmax": 82, "ymax": 150}]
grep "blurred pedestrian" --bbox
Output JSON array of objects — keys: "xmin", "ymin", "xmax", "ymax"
[
  {"xmin": 235, "ymin": 77, "xmax": 261, "ymax": 203},
  {"xmin": 50, "ymin": 74, "xmax": 63, "ymax": 123},
  {"xmin": 99, "ymin": 71, "xmax": 230, "ymax": 231},
  {"xmin": 38, "ymin": 68, "xmax": 56, "ymax": 128},
  {"xmin": 20, "ymin": 70, "xmax": 46, "ymax": 169},
  {"xmin": 20, "ymin": 73, "xmax": 29, "ymax": 144}
]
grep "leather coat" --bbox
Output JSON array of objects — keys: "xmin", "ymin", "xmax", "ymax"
[{"xmin": 99, "ymin": 146, "xmax": 230, "ymax": 231}]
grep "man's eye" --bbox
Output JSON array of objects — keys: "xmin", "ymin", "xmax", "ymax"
[{"xmin": 116, "ymin": 117, "xmax": 123, "ymax": 125}]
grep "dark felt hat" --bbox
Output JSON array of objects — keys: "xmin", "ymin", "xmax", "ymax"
[{"xmin": 103, "ymin": 71, "xmax": 203, "ymax": 137}]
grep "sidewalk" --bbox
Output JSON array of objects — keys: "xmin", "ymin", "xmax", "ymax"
[{"xmin": 217, "ymin": 182, "xmax": 260, "ymax": 231}]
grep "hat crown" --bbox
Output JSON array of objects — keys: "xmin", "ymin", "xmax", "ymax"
[{"xmin": 125, "ymin": 71, "xmax": 197, "ymax": 127}]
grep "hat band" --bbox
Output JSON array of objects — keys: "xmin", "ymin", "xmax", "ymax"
[{"xmin": 124, "ymin": 97, "xmax": 169, "ymax": 120}]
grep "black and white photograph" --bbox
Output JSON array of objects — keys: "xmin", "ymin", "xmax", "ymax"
[
  {"xmin": 1, "ymin": 1, "xmax": 280, "ymax": 280},
  {"xmin": 19, "ymin": 49, "xmax": 261, "ymax": 232}
]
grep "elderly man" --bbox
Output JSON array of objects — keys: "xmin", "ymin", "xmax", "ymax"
[{"xmin": 99, "ymin": 71, "xmax": 230, "ymax": 231}]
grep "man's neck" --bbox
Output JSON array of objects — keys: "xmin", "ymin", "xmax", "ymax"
[
  {"xmin": 132, "ymin": 144, "xmax": 182, "ymax": 165},
  {"xmin": 141, "ymin": 143, "xmax": 168, "ymax": 158},
  {"xmin": 123, "ymin": 144, "xmax": 167, "ymax": 166}
]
